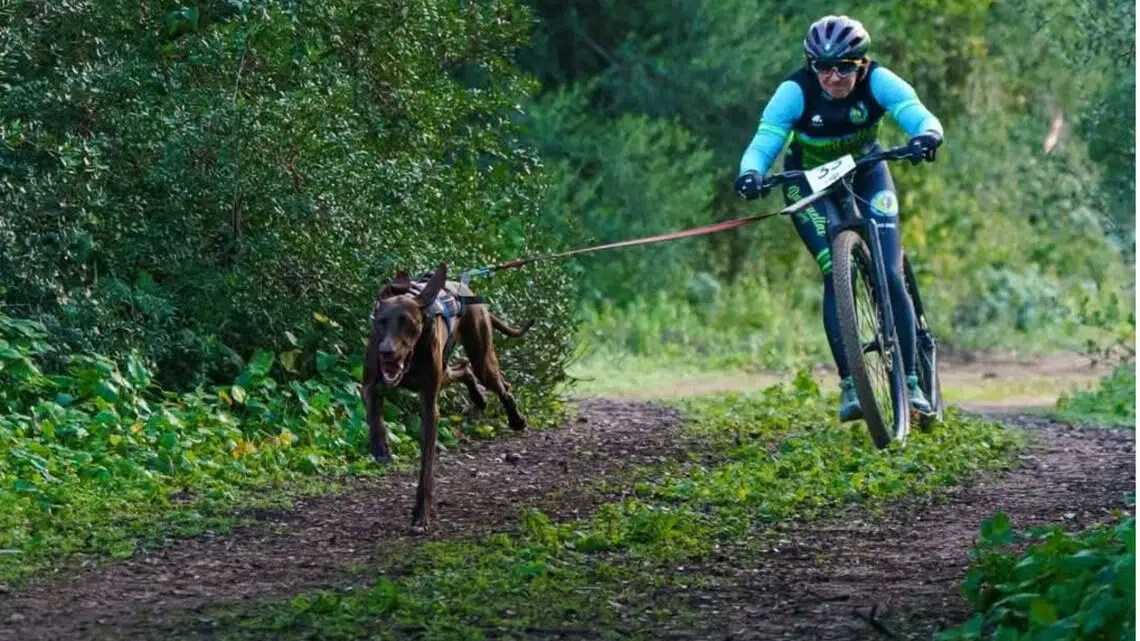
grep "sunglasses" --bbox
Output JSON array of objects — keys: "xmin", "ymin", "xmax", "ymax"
[{"xmin": 810, "ymin": 59, "xmax": 862, "ymax": 76}]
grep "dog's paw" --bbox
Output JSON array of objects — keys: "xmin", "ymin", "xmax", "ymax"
[
  {"xmin": 508, "ymin": 416, "xmax": 528, "ymax": 431},
  {"xmin": 409, "ymin": 516, "xmax": 431, "ymax": 535}
]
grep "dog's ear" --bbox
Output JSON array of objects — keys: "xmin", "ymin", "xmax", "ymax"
[
  {"xmin": 378, "ymin": 271, "xmax": 413, "ymax": 299},
  {"xmin": 415, "ymin": 262, "xmax": 448, "ymax": 308}
]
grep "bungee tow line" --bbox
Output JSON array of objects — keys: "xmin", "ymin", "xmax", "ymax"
[{"xmin": 457, "ymin": 189, "xmax": 831, "ymax": 285}]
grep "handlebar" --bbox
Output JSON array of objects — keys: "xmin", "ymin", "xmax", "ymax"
[{"xmin": 762, "ymin": 143, "xmax": 927, "ymax": 191}]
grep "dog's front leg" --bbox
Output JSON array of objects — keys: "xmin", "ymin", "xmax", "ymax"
[
  {"xmin": 366, "ymin": 388, "xmax": 392, "ymax": 464},
  {"xmin": 362, "ymin": 342, "xmax": 391, "ymax": 464},
  {"xmin": 410, "ymin": 385, "xmax": 440, "ymax": 534}
]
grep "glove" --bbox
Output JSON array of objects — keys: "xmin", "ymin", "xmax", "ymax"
[
  {"xmin": 734, "ymin": 171, "xmax": 769, "ymax": 200},
  {"xmin": 908, "ymin": 132, "xmax": 943, "ymax": 163}
]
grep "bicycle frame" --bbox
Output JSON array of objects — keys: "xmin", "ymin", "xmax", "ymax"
[{"xmin": 822, "ymin": 171, "xmax": 900, "ymax": 366}]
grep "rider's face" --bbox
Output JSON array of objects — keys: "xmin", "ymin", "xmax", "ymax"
[{"xmin": 818, "ymin": 68, "xmax": 858, "ymax": 99}]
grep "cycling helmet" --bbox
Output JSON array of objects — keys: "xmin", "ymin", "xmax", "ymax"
[{"xmin": 804, "ymin": 15, "xmax": 870, "ymax": 61}]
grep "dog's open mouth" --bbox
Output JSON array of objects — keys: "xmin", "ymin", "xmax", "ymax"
[{"xmin": 380, "ymin": 358, "xmax": 405, "ymax": 386}]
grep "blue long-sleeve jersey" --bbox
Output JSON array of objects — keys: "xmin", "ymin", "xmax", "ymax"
[{"xmin": 739, "ymin": 62, "xmax": 943, "ymax": 176}]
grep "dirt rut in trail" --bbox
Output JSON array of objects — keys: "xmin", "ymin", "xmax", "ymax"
[
  {"xmin": 655, "ymin": 413, "xmax": 1134, "ymax": 641},
  {"xmin": 0, "ymin": 400, "xmax": 684, "ymax": 641}
]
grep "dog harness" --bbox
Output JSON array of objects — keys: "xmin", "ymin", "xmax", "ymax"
[{"xmin": 409, "ymin": 276, "xmax": 484, "ymax": 361}]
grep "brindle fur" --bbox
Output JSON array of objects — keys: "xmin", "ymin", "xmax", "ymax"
[{"xmin": 360, "ymin": 263, "xmax": 531, "ymax": 532}]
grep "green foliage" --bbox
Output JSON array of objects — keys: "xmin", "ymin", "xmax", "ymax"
[
  {"xmin": 571, "ymin": 275, "xmax": 830, "ymax": 372},
  {"xmin": 526, "ymin": 87, "xmax": 719, "ymax": 304},
  {"xmin": 0, "ymin": 311, "xmax": 531, "ymax": 584},
  {"xmin": 987, "ymin": 0, "xmax": 1135, "ymax": 254},
  {"xmin": 939, "ymin": 513, "xmax": 1135, "ymax": 641},
  {"xmin": 1054, "ymin": 362, "xmax": 1136, "ymax": 428},
  {"xmin": 518, "ymin": 0, "xmax": 1134, "ymax": 359},
  {"xmin": 661, "ymin": 381, "xmax": 1023, "ymax": 528},
  {"xmin": 0, "ymin": 0, "xmax": 575, "ymax": 401},
  {"xmin": 207, "ymin": 377, "xmax": 1021, "ymax": 640}
]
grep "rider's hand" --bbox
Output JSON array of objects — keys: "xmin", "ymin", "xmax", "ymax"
[
  {"xmin": 759, "ymin": 177, "xmax": 775, "ymax": 199},
  {"xmin": 734, "ymin": 171, "xmax": 765, "ymax": 200},
  {"xmin": 908, "ymin": 132, "xmax": 943, "ymax": 163}
]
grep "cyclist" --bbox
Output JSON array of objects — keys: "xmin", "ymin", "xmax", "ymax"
[{"xmin": 734, "ymin": 15, "xmax": 943, "ymax": 422}]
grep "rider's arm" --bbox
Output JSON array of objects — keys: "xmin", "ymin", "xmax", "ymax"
[
  {"xmin": 739, "ymin": 80, "xmax": 804, "ymax": 177},
  {"xmin": 869, "ymin": 66, "xmax": 943, "ymax": 137}
]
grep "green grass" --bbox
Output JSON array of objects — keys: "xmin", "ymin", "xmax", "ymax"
[
  {"xmin": 1052, "ymin": 361, "xmax": 1136, "ymax": 428},
  {"xmin": 567, "ymin": 350, "xmax": 1108, "ymax": 418},
  {"xmin": 567, "ymin": 277, "xmax": 1127, "ymax": 406},
  {"xmin": 938, "ymin": 512, "xmax": 1135, "ymax": 641},
  {"xmin": 570, "ymin": 278, "xmax": 832, "ymax": 376},
  {"xmin": 202, "ymin": 373, "xmax": 1023, "ymax": 641},
  {"xmin": 569, "ymin": 274, "xmax": 1128, "ymax": 389}
]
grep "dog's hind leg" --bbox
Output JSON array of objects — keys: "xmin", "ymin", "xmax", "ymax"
[
  {"xmin": 462, "ymin": 310, "xmax": 529, "ymax": 431},
  {"xmin": 469, "ymin": 350, "xmax": 528, "ymax": 432},
  {"xmin": 445, "ymin": 358, "xmax": 487, "ymax": 413},
  {"xmin": 486, "ymin": 370, "xmax": 527, "ymax": 431}
]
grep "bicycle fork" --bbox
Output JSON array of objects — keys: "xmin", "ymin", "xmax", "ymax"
[{"xmin": 862, "ymin": 219, "xmax": 899, "ymax": 363}]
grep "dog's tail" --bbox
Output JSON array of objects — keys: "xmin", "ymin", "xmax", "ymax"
[{"xmin": 491, "ymin": 315, "xmax": 534, "ymax": 338}]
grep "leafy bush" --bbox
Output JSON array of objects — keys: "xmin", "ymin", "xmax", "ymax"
[
  {"xmin": 1055, "ymin": 362, "xmax": 1136, "ymax": 427},
  {"xmin": 571, "ymin": 274, "xmax": 830, "ymax": 373},
  {"xmin": 0, "ymin": 0, "xmax": 576, "ymax": 400},
  {"xmin": 939, "ymin": 512, "xmax": 1135, "ymax": 641}
]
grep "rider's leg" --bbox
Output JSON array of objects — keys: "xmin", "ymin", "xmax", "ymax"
[
  {"xmin": 854, "ymin": 162, "xmax": 930, "ymax": 412},
  {"xmin": 782, "ymin": 182, "xmax": 861, "ymax": 421}
]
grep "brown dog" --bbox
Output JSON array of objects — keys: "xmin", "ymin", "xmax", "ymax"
[{"xmin": 361, "ymin": 262, "xmax": 531, "ymax": 532}]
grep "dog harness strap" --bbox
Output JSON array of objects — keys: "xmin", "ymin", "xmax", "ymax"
[{"xmin": 408, "ymin": 280, "xmax": 473, "ymax": 361}]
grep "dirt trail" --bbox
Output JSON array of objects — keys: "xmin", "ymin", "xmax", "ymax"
[
  {"xmin": 581, "ymin": 353, "xmax": 1112, "ymax": 412},
  {"xmin": 0, "ymin": 359, "xmax": 1132, "ymax": 641},
  {"xmin": 0, "ymin": 400, "xmax": 684, "ymax": 641},
  {"xmin": 661, "ymin": 413, "xmax": 1134, "ymax": 640}
]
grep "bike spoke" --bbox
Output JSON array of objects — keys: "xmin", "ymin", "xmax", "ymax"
[{"xmin": 853, "ymin": 257, "xmax": 895, "ymax": 433}]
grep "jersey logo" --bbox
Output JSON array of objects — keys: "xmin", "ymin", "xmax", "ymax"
[
  {"xmin": 849, "ymin": 101, "xmax": 868, "ymax": 125},
  {"xmin": 810, "ymin": 114, "xmax": 824, "ymax": 127}
]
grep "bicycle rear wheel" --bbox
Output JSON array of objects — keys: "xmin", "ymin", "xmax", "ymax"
[
  {"xmin": 903, "ymin": 255, "xmax": 945, "ymax": 429},
  {"xmin": 833, "ymin": 230, "xmax": 910, "ymax": 449}
]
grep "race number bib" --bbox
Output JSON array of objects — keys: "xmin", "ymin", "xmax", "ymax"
[{"xmin": 804, "ymin": 155, "xmax": 856, "ymax": 194}]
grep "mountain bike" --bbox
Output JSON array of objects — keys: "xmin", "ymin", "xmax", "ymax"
[{"xmin": 762, "ymin": 143, "xmax": 944, "ymax": 448}]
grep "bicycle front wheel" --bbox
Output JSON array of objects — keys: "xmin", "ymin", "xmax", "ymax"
[{"xmin": 832, "ymin": 230, "xmax": 910, "ymax": 449}]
